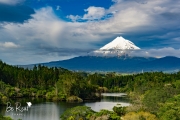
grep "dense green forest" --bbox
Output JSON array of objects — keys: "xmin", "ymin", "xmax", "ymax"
[
  {"xmin": 0, "ymin": 60, "xmax": 100, "ymax": 103},
  {"xmin": 1, "ymin": 60, "xmax": 180, "ymax": 119}
]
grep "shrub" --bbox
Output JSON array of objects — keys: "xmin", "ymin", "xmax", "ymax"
[
  {"xmin": 123, "ymin": 111, "xmax": 158, "ymax": 120},
  {"xmin": 92, "ymin": 109, "xmax": 121, "ymax": 120},
  {"xmin": 0, "ymin": 92, "xmax": 8, "ymax": 105},
  {"xmin": 66, "ymin": 96, "xmax": 83, "ymax": 102},
  {"xmin": 113, "ymin": 104, "xmax": 127, "ymax": 116},
  {"xmin": 0, "ymin": 115, "xmax": 13, "ymax": 120},
  {"xmin": 45, "ymin": 91, "xmax": 55, "ymax": 100},
  {"xmin": 60, "ymin": 106, "xmax": 95, "ymax": 120},
  {"xmin": 158, "ymin": 94, "xmax": 180, "ymax": 120}
]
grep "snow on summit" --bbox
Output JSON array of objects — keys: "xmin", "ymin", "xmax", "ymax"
[
  {"xmin": 100, "ymin": 36, "xmax": 140, "ymax": 50},
  {"xmin": 90, "ymin": 36, "xmax": 140, "ymax": 57}
]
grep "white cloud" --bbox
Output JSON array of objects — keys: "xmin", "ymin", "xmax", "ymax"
[
  {"xmin": 83, "ymin": 6, "xmax": 106, "ymax": 20},
  {"xmin": 0, "ymin": 0, "xmax": 23, "ymax": 5},
  {"xmin": 67, "ymin": 1, "xmax": 154, "ymax": 34},
  {"xmin": 90, "ymin": 47, "xmax": 180, "ymax": 58},
  {"xmin": 3, "ymin": 7, "xmax": 66, "ymax": 47},
  {"xmin": 129, "ymin": 47, "xmax": 180, "ymax": 58},
  {"xmin": 66, "ymin": 15, "xmax": 81, "ymax": 22},
  {"xmin": 0, "ymin": 42, "xmax": 19, "ymax": 48},
  {"xmin": 67, "ymin": 6, "xmax": 106, "ymax": 21}
]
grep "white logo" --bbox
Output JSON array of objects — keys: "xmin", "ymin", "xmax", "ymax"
[
  {"xmin": 6, "ymin": 102, "xmax": 32, "ymax": 113},
  {"xmin": 26, "ymin": 102, "xmax": 32, "ymax": 107}
]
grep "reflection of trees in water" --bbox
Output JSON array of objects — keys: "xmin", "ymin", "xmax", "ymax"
[
  {"xmin": 101, "ymin": 96, "xmax": 129, "ymax": 102},
  {"xmin": 0, "ymin": 107, "xmax": 6, "ymax": 115},
  {"xmin": 57, "ymin": 101, "xmax": 84, "ymax": 115}
]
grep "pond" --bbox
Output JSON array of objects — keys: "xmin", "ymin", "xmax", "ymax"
[{"xmin": 0, "ymin": 93, "xmax": 130, "ymax": 120}]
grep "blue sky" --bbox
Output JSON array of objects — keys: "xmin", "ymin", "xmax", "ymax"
[{"xmin": 0, "ymin": 0, "xmax": 180, "ymax": 64}]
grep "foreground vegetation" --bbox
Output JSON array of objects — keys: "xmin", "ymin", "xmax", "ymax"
[
  {"xmin": 0, "ymin": 115, "xmax": 13, "ymax": 120},
  {"xmin": 1, "ymin": 60, "xmax": 180, "ymax": 119},
  {"xmin": 60, "ymin": 105, "xmax": 158, "ymax": 120}
]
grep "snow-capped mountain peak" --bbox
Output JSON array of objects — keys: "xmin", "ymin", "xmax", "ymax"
[
  {"xmin": 91, "ymin": 36, "xmax": 140, "ymax": 57},
  {"xmin": 100, "ymin": 36, "xmax": 140, "ymax": 50}
]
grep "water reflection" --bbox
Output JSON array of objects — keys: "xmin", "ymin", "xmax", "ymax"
[
  {"xmin": 4, "ymin": 102, "xmax": 59, "ymax": 120},
  {"xmin": 101, "ymin": 93, "xmax": 127, "ymax": 97},
  {"xmin": 85, "ymin": 93, "xmax": 130, "ymax": 111},
  {"xmin": 0, "ymin": 93, "xmax": 130, "ymax": 120}
]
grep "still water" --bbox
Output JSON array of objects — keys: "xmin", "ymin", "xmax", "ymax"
[{"xmin": 0, "ymin": 93, "xmax": 130, "ymax": 120}]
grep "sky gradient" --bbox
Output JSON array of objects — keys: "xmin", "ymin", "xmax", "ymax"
[{"xmin": 0, "ymin": 0, "xmax": 180, "ymax": 64}]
